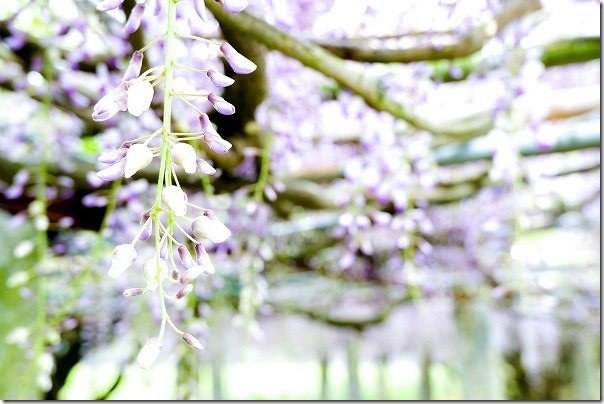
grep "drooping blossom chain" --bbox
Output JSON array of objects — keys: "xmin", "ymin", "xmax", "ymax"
[{"xmin": 93, "ymin": 0, "xmax": 255, "ymax": 369}]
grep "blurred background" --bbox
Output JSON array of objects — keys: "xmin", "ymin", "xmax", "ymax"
[{"xmin": 0, "ymin": 0, "xmax": 600, "ymax": 400}]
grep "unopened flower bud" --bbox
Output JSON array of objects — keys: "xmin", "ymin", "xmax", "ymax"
[
  {"xmin": 98, "ymin": 147, "xmax": 128, "ymax": 164},
  {"xmin": 191, "ymin": 211, "xmax": 231, "ymax": 243},
  {"xmin": 203, "ymin": 132, "xmax": 232, "ymax": 154},
  {"xmin": 177, "ymin": 245, "xmax": 196, "ymax": 269},
  {"xmin": 159, "ymin": 238, "xmax": 168, "ymax": 260},
  {"xmin": 199, "ymin": 113, "xmax": 216, "ymax": 134},
  {"xmin": 183, "ymin": 332, "xmax": 204, "ymax": 350},
  {"xmin": 108, "ymin": 244, "xmax": 137, "ymax": 278},
  {"xmin": 97, "ymin": 0, "xmax": 124, "ymax": 12},
  {"xmin": 143, "ymin": 258, "xmax": 168, "ymax": 291},
  {"xmin": 161, "ymin": 186, "xmax": 187, "ymax": 216},
  {"xmin": 176, "ymin": 284, "xmax": 193, "ymax": 299},
  {"xmin": 137, "ymin": 337, "xmax": 163, "ymax": 369},
  {"xmin": 179, "ymin": 265, "xmax": 204, "ymax": 284},
  {"xmin": 124, "ymin": 3, "xmax": 146, "ymax": 35},
  {"xmin": 207, "ymin": 69, "xmax": 234, "ymax": 87},
  {"xmin": 171, "ymin": 268, "xmax": 180, "ymax": 280},
  {"xmin": 220, "ymin": 42, "xmax": 256, "ymax": 74},
  {"xmin": 171, "ymin": 143, "xmax": 197, "ymax": 174},
  {"xmin": 127, "ymin": 79, "xmax": 154, "ymax": 117},
  {"xmin": 124, "ymin": 144, "xmax": 153, "ymax": 178},
  {"xmin": 195, "ymin": 243, "xmax": 216, "ymax": 275},
  {"xmin": 97, "ymin": 160, "xmax": 126, "ymax": 182},
  {"xmin": 123, "ymin": 51, "xmax": 144, "ymax": 81},
  {"xmin": 193, "ymin": 0, "xmax": 208, "ymax": 21},
  {"xmin": 139, "ymin": 212, "xmax": 152, "ymax": 241},
  {"xmin": 216, "ymin": 0, "xmax": 248, "ymax": 14},
  {"xmin": 196, "ymin": 158, "xmax": 216, "ymax": 175},
  {"xmin": 123, "ymin": 287, "xmax": 144, "ymax": 297},
  {"xmin": 207, "ymin": 92, "xmax": 235, "ymax": 115}
]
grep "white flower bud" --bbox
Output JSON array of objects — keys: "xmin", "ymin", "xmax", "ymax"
[
  {"xmin": 196, "ymin": 158, "xmax": 216, "ymax": 175},
  {"xmin": 179, "ymin": 265, "xmax": 204, "ymax": 284},
  {"xmin": 171, "ymin": 143, "xmax": 197, "ymax": 174},
  {"xmin": 124, "ymin": 144, "xmax": 153, "ymax": 178},
  {"xmin": 191, "ymin": 212, "xmax": 231, "ymax": 243},
  {"xmin": 199, "ymin": 113, "xmax": 216, "ymax": 134},
  {"xmin": 108, "ymin": 244, "xmax": 137, "ymax": 278},
  {"xmin": 139, "ymin": 212, "xmax": 153, "ymax": 241},
  {"xmin": 123, "ymin": 288, "xmax": 144, "ymax": 297},
  {"xmin": 217, "ymin": 0, "xmax": 248, "ymax": 15},
  {"xmin": 220, "ymin": 42, "xmax": 256, "ymax": 74},
  {"xmin": 195, "ymin": 243, "xmax": 216, "ymax": 275},
  {"xmin": 137, "ymin": 337, "xmax": 163, "ymax": 369},
  {"xmin": 143, "ymin": 258, "xmax": 168, "ymax": 291},
  {"xmin": 176, "ymin": 284, "xmax": 194, "ymax": 299},
  {"xmin": 182, "ymin": 333, "xmax": 204, "ymax": 350},
  {"xmin": 208, "ymin": 92, "xmax": 235, "ymax": 115},
  {"xmin": 161, "ymin": 186, "xmax": 187, "ymax": 216},
  {"xmin": 177, "ymin": 245, "xmax": 196, "ymax": 269},
  {"xmin": 123, "ymin": 51, "xmax": 144, "ymax": 81},
  {"xmin": 159, "ymin": 237, "xmax": 168, "ymax": 260},
  {"xmin": 127, "ymin": 79, "xmax": 154, "ymax": 117},
  {"xmin": 203, "ymin": 132, "xmax": 232, "ymax": 154},
  {"xmin": 124, "ymin": 3, "xmax": 146, "ymax": 35},
  {"xmin": 207, "ymin": 69, "xmax": 235, "ymax": 87}
]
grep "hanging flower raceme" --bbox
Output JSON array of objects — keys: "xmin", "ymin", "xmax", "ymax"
[{"xmin": 95, "ymin": 0, "xmax": 257, "ymax": 369}]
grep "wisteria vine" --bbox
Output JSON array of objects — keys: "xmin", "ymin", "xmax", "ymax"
[{"xmin": 93, "ymin": 0, "xmax": 255, "ymax": 368}]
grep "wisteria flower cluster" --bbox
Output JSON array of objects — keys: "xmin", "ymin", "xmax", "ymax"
[{"xmin": 93, "ymin": 0, "xmax": 255, "ymax": 368}]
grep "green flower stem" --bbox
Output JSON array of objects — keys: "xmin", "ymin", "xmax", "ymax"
[
  {"xmin": 153, "ymin": 0, "xmax": 182, "ymax": 341},
  {"xmin": 139, "ymin": 32, "xmax": 167, "ymax": 53},
  {"xmin": 175, "ymin": 32, "xmax": 222, "ymax": 46}
]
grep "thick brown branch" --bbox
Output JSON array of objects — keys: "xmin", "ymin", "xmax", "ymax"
[
  {"xmin": 315, "ymin": 0, "xmax": 542, "ymax": 63},
  {"xmin": 204, "ymin": 0, "xmax": 487, "ymax": 139}
]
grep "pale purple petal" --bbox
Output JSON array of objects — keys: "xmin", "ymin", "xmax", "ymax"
[
  {"xmin": 124, "ymin": 3, "xmax": 146, "ymax": 35},
  {"xmin": 208, "ymin": 92, "xmax": 235, "ymax": 115},
  {"xmin": 97, "ymin": 160, "xmax": 126, "ymax": 182},
  {"xmin": 203, "ymin": 132, "xmax": 232, "ymax": 154},
  {"xmin": 193, "ymin": 0, "xmax": 208, "ymax": 21},
  {"xmin": 97, "ymin": 0, "xmax": 124, "ymax": 11},
  {"xmin": 217, "ymin": 0, "xmax": 248, "ymax": 14},
  {"xmin": 220, "ymin": 42, "xmax": 256, "ymax": 74},
  {"xmin": 207, "ymin": 69, "xmax": 235, "ymax": 87},
  {"xmin": 122, "ymin": 51, "xmax": 143, "ymax": 81}
]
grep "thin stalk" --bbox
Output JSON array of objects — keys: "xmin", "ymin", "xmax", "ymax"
[
  {"xmin": 175, "ymin": 32, "xmax": 222, "ymax": 46},
  {"xmin": 174, "ymin": 64, "xmax": 209, "ymax": 74},
  {"xmin": 176, "ymin": 94, "xmax": 205, "ymax": 115},
  {"xmin": 172, "ymin": 91, "xmax": 210, "ymax": 97},
  {"xmin": 153, "ymin": 0, "xmax": 177, "ymax": 342},
  {"xmin": 140, "ymin": 32, "xmax": 167, "ymax": 53},
  {"xmin": 253, "ymin": 131, "xmax": 274, "ymax": 201}
]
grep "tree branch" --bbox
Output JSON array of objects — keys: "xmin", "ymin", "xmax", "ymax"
[
  {"xmin": 315, "ymin": 0, "xmax": 541, "ymax": 64},
  {"xmin": 204, "ymin": 0, "xmax": 488, "ymax": 139}
]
